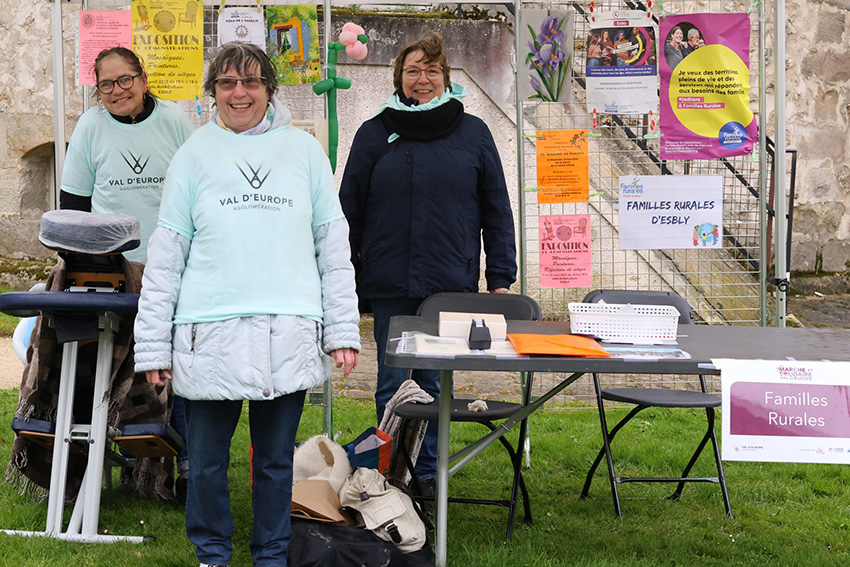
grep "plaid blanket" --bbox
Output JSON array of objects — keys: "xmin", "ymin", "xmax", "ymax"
[
  {"xmin": 5, "ymin": 257, "xmax": 176, "ymax": 500},
  {"xmin": 380, "ymin": 379, "xmax": 433, "ymax": 486}
]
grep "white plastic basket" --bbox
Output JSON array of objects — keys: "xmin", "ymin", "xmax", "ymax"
[{"xmin": 568, "ymin": 303, "xmax": 680, "ymax": 345}]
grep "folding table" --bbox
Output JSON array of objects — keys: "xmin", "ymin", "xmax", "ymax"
[{"xmin": 385, "ymin": 316, "xmax": 850, "ymax": 567}]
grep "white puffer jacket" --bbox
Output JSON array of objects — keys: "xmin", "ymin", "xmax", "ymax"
[{"xmin": 134, "ymin": 219, "xmax": 360, "ymax": 401}]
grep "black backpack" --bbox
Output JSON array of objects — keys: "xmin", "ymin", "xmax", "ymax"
[{"xmin": 288, "ymin": 520, "xmax": 435, "ymax": 567}]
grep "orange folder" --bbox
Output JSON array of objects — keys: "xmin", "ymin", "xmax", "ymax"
[{"xmin": 507, "ymin": 333, "xmax": 610, "ymax": 357}]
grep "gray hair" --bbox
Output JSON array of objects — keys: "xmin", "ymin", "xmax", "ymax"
[
  {"xmin": 204, "ymin": 42, "xmax": 278, "ymax": 100},
  {"xmin": 687, "ymin": 28, "xmax": 701, "ymax": 40}
]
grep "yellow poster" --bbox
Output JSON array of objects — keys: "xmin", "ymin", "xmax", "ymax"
[
  {"xmin": 536, "ymin": 129, "xmax": 589, "ymax": 203},
  {"xmin": 131, "ymin": 0, "xmax": 203, "ymax": 101}
]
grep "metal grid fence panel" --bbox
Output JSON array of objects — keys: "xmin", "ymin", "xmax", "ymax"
[{"xmin": 519, "ymin": 1, "xmax": 765, "ymax": 404}]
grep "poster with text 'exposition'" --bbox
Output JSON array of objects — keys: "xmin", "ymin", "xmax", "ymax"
[
  {"xmin": 585, "ymin": 10, "xmax": 657, "ymax": 115},
  {"xmin": 718, "ymin": 359, "xmax": 850, "ymax": 464},
  {"xmin": 536, "ymin": 129, "xmax": 589, "ymax": 203},
  {"xmin": 131, "ymin": 0, "xmax": 203, "ymax": 101},
  {"xmin": 618, "ymin": 175, "xmax": 723, "ymax": 250},
  {"xmin": 659, "ymin": 13, "xmax": 755, "ymax": 160},
  {"xmin": 539, "ymin": 215, "xmax": 591, "ymax": 288}
]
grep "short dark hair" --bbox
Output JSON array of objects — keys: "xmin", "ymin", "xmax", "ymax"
[
  {"xmin": 205, "ymin": 42, "xmax": 278, "ymax": 101},
  {"xmin": 392, "ymin": 31, "xmax": 451, "ymax": 93},
  {"xmin": 94, "ymin": 46, "xmax": 144, "ymax": 78}
]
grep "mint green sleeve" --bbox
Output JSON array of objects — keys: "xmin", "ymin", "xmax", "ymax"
[
  {"xmin": 60, "ymin": 118, "xmax": 96, "ymax": 197},
  {"xmin": 157, "ymin": 156, "xmax": 195, "ymax": 241},
  {"xmin": 309, "ymin": 141, "xmax": 344, "ymax": 227}
]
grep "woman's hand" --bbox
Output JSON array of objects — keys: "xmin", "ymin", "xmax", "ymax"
[
  {"xmin": 146, "ymin": 369, "xmax": 172, "ymax": 387},
  {"xmin": 489, "ymin": 288, "xmax": 510, "ymax": 294},
  {"xmin": 331, "ymin": 348, "xmax": 358, "ymax": 378}
]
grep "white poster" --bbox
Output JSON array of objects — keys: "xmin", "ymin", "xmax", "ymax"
[
  {"xmin": 586, "ymin": 10, "xmax": 657, "ymax": 115},
  {"xmin": 717, "ymin": 359, "xmax": 850, "ymax": 464},
  {"xmin": 218, "ymin": 7, "xmax": 266, "ymax": 49},
  {"xmin": 618, "ymin": 175, "xmax": 722, "ymax": 250}
]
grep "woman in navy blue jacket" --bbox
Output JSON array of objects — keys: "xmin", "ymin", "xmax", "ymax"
[{"xmin": 339, "ymin": 31, "xmax": 517, "ymax": 494}]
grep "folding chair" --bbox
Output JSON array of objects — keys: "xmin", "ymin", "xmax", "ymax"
[
  {"xmin": 392, "ymin": 292, "xmax": 540, "ymax": 539},
  {"xmin": 579, "ymin": 289, "xmax": 732, "ymax": 518}
]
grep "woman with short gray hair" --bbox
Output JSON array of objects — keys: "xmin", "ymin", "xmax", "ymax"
[{"xmin": 134, "ymin": 42, "xmax": 360, "ymax": 567}]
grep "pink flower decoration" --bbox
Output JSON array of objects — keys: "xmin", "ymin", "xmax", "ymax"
[
  {"xmin": 345, "ymin": 42, "xmax": 368, "ymax": 60},
  {"xmin": 339, "ymin": 22, "xmax": 367, "ymax": 60}
]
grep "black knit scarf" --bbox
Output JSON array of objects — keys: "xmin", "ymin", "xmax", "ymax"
[
  {"xmin": 380, "ymin": 97, "xmax": 464, "ymax": 142},
  {"xmin": 110, "ymin": 93, "xmax": 156, "ymax": 125}
]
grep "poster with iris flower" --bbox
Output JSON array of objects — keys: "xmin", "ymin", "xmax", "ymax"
[{"xmin": 519, "ymin": 9, "xmax": 574, "ymax": 102}]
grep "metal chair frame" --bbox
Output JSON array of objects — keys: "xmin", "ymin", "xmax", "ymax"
[
  {"xmin": 392, "ymin": 292, "xmax": 540, "ymax": 539},
  {"xmin": 579, "ymin": 289, "xmax": 732, "ymax": 518}
]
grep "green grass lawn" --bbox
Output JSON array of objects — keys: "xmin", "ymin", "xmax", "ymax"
[
  {"xmin": 1, "ymin": 390, "xmax": 849, "ymax": 566},
  {"xmin": 0, "ymin": 285, "xmax": 19, "ymax": 337}
]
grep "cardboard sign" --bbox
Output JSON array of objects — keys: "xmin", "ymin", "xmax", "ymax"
[{"xmin": 618, "ymin": 175, "xmax": 723, "ymax": 250}]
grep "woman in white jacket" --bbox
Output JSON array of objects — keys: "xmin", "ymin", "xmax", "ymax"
[{"xmin": 134, "ymin": 42, "xmax": 360, "ymax": 567}]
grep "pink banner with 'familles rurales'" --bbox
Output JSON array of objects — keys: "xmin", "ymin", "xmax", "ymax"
[{"xmin": 729, "ymin": 382, "xmax": 850, "ymax": 437}]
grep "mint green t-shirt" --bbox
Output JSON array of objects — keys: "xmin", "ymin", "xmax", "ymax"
[
  {"xmin": 158, "ymin": 121, "xmax": 344, "ymax": 324},
  {"xmin": 61, "ymin": 100, "xmax": 194, "ymax": 263}
]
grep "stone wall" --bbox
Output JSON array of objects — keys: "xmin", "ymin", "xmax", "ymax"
[
  {"xmin": 1, "ymin": 1, "xmax": 849, "ymax": 276},
  {"xmin": 0, "ymin": 1, "xmax": 81, "ymax": 259},
  {"xmin": 783, "ymin": 0, "xmax": 850, "ymax": 273}
]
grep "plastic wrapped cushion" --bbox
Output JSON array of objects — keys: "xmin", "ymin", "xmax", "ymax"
[{"xmin": 39, "ymin": 210, "xmax": 140, "ymax": 254}]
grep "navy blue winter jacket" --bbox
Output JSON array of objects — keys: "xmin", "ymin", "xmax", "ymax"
[{"xmin": 339, "ymin": 101, "xmax": 517, "ymax": 302}]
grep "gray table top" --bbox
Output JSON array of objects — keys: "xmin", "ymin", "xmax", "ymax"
[{"xmin": 386, "ymin": 316, "xmax": 850, "ymax": 375}]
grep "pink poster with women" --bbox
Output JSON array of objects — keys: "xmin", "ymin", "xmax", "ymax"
[{"xmin": 659, "ymin": 13, "xmax": 756, "ymax": 160}]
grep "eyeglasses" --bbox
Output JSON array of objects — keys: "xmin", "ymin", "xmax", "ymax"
[
  {"xmin": 214, "ymin": 76, "xmax": 267, "ymax": 91},
  {"xmin": 96, "ymin": 73, "xmax": 142, "ymax": 94},
  {"xmin": 402, "ymin": 66, "xmax": 443, "ymax": 80}
]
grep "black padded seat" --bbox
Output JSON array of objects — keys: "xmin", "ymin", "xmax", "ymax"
[
  {"xmin": 39, "ymin": 210, "xmax": 140, "ymax": 255},
  {"xmin": 395, "ymin": 399, "xmax": 523, "ymax": 422},
  {"xmin": 391, "ymin": 292, "xmax": 541, "ymax": 541},
  {"xmin": 12, "ymin": 417, "xmax": 85, "ymax": 455},
  {"xmin": 601, "ymin": 388, "xmax": 721, "ymax": 408},
  {"xmin": 12, "ymin": 416, "xmax": 55, "ymax": 435}
]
